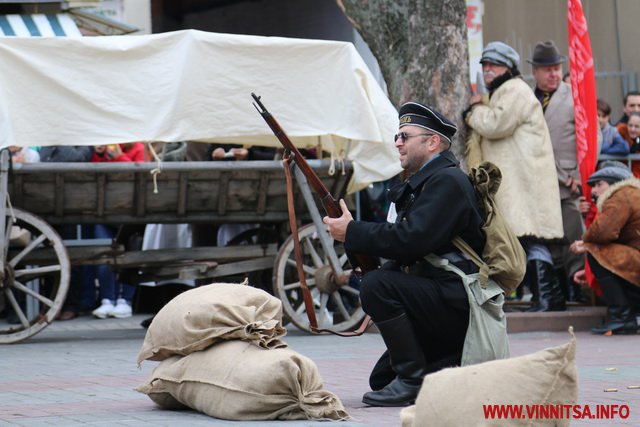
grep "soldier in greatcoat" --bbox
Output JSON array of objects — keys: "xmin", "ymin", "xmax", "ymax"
[{"xmin": 324, "ymin": 103, "xmax": 485, "ymax": 407}]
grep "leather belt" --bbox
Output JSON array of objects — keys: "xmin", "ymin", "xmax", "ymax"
[{"xmin": 402, "ymin": 251, "xmax": 478, "ymax": 275}]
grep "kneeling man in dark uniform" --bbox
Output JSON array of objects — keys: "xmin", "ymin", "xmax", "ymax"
[{"xmin": 324, "ymin": 102, "xmax": 486, "ymax": 407}]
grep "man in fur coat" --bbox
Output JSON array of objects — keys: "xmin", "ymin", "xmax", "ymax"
[
  {"xmin": 570, "ymin": 164, "xmax": 640, "ymax": 334},
  {"xmin": 464, "ymin": 41, "xmax": 565, "ymax": 311}
]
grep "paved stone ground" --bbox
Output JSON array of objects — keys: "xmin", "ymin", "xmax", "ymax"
[{"xmin": 0, "ymin": 314, "xmax": 639, "ymax": 426}]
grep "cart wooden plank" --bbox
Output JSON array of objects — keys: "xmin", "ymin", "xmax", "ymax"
[
  {"xmin": 8, "ymin": 160, "xmax": 352, "ymax": 225},
  {"xmin": 12, "ymin": 243, "xmax": 278, "ymax": 267}
]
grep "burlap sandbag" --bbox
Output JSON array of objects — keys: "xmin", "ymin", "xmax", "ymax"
[
  {"xmin": 137, "ymin": 280, "xmax": 286, "ymax": 365},
  {"xmin": 136, "ymin": 340, "xmax": 350, "ymax": 421},
  {"xmin": 401, "ymin": 331, "xmax": 577, "ymax": 427}
]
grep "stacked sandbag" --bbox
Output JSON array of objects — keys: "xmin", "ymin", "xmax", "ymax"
[
  {"xmin": 136, "ymin": 281, "xmax": 349, "ymax": 421},
  {"xmin": 400, "ymin": 330, "xmax": 577, "ymax": 427},
  {"xmin": 136, "ymin": 281, "xmax": 287, "ymax": 365},
  {"xmin": 137, "ymin": 340, "xmax": 349, "ymax": 420}
]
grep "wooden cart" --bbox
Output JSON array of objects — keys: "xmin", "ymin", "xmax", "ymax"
[{"xmin": 0, "ymin": 152, "xmax": 365, "ymax": 343}]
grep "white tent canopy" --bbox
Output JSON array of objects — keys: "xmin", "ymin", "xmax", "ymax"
[{"xmin": 0, "ymin": 29, "xmax": 401, "ymax": 191}]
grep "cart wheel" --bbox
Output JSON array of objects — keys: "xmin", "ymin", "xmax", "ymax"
[
  {"xmin": 273, "ymin": 223, "xmax": 365, "ymax": 332},
  {"xmin": 0, "ymin": 208, "xmax": 70, "ymax": 343}
]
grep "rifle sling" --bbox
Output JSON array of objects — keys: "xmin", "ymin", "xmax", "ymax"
[{"xmin": 282, "ymin": 154, "xmax": 371, "ymax": 337}]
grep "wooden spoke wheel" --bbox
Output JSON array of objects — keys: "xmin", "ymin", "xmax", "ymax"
[
  {"xmin": 273, "ymin": 223, "xmax": 365, "ymax": 332},
  {"xmin": 0, "ymin": 208, "xmax": 70, "ymax": 343}
]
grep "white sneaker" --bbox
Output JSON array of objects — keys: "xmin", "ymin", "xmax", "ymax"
[
  {"xmin": 110, "ymin": 298, "xmax": 132, "ymax": 318},
  {"xmin": 92, "ymin": 299, "xmax": 115, "ymax": 319}
]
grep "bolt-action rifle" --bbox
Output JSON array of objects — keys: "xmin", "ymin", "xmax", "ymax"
[
  {"xmin": 252, "ymin": 93, "xmax": 378, "ymax": 335},
  {"xmin": 251, "ymin": 93, "xmax": 379, "ymax": 274}
]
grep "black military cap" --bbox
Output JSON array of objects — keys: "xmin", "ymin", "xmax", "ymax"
[{"xmin": 398, "ymin": 102, "xmax": 457, "ymax": 143}]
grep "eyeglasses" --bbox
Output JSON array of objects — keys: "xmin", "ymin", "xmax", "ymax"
[{"xmin": 394, "ymin": 132, "xmax": 433, "ymax": 143}]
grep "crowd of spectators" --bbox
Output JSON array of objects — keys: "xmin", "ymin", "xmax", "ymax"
[{"xmin": 464, "ymin": 39, "xmax": 639, "ymax": 335}]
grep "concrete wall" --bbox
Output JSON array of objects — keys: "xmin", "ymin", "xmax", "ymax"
[{"xmin": 483, "ymin": 0, "xmax": 640, "ymax": 120}]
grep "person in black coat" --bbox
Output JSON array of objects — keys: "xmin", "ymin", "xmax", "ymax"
[{"xmin": 324, "ymin": 102, "xmax": 486, "ymax": 407}]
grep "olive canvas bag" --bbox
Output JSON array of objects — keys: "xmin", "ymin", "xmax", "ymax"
[{"xmin": 457, "ymin": 162, "xmax": 526, "ymax": 295}]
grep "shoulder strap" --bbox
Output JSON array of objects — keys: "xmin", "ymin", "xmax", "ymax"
[
  {"xmin": 451, "ymin": 236, "xmax": 490, "ymax": 287},
  {"xmin": 283, "ymin": 154, "xmax": 371, "ymax": 337}
]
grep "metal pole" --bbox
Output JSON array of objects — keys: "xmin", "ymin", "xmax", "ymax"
[{"xmin": 0, "ymin": 149, "xmax": 9, "ymax": 281}]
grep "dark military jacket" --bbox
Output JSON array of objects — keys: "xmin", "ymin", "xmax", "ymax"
[{"xmin": 345, "ymin": 150, "xmax": 486, "ymax": 308}]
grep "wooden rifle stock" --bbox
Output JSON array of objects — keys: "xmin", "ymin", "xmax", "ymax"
[{"xmin": 251, "ymin": 93, "xmax": 379, "ymax": 273}]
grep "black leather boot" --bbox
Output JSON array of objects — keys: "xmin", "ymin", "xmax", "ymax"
[
  {"xmin": 568, "ymin": 280, "xmax": 587, "ymax": 303},
  {"xmin": 518, "ymin": 261, "xmax": 536, "ymax": 304},
  {"xmin": 362, "ymin": 313, "xmax": 428, "ymax": 407},
  {"xmin": 369, "ymin": 350, "xmax": 462, "ymax": 391},
  {"xmin": 526, "ymin": 260, "xmax": 566, "ymax": 312},
  {"xmin": 369, "ymin": 350, "xmax": 395, "ymax": 391},
  {"xmin": 591, "ymin": 306, "xmax": 638, "ymax": 335},
  {"xmin": 591, "ymin": 277, "xmax": 638, "ymax": 335}
]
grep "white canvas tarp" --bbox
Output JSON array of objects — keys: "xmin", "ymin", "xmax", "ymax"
[{"xmin": 0, "ymin": 29, "xmax": 401, "ymax": 191}]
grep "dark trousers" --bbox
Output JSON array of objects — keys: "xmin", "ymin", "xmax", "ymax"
[
  {"xmin": 55, "ymin": 225, "xmax": 86, "ymax": 312},
  {"xmin": 550, "ymin": 197, "xmax": 585, "ymax": 278},
  {"xmin": 588, "ymin": 254, "xmax": 640, "ymax": 309},
  {"xmin": 359, "ymin": 267, "xmax": 470, "ymax": 366}
]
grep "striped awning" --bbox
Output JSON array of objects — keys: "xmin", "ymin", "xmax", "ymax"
[{"xmin": 0, "ymin": 14, "xmax": 82, "ymax": 37}]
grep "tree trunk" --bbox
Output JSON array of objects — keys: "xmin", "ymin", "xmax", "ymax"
[{"xmin": 336, "ymin": 0, "xmax": 471, "ymax": 163}]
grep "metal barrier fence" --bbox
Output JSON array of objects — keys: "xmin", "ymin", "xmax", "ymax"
[{"xmin": 598, "ymin": 153, "xmax": 640, "ymax": 170}]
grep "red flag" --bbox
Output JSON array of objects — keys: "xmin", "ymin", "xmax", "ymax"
[{"xmin": 568, "ymin": 0, "xmax": 599, "ymax": 293}]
